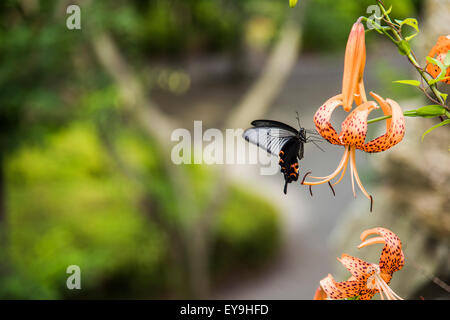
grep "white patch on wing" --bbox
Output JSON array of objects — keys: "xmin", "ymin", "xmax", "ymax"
[{"xmin": 243, "ymin": 127, "xmax": 296, "ymax": 156}]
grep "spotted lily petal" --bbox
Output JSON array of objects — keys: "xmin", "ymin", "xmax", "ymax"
[
  {"xmin": 339, "ymin": 102, "xmax": 378, "ymax": 149},
  {"xmin": 427, "ymin": 35, "xmax": 450, "ymax": 58},
  {"xmin": 337, "ymin": 254, "xmax": 378, "ymax": 282},
  {"xmin": 313, "ymin": 94, "xmax": 343, "ymax": 145},
  {"xmin": 320, "ymin": 274, "xmax": 364, "ymax": 300},
  {"xmin": 361, "ymin": 93, "xmax": 405, "ymax": 153},
  {"xmin": 358, "ymin": 289, "xmax": 377, "ymax": 300},
  {"xmin": 313, "ymin": 286, "xmax": 328, "ymax": 300},
  {"xmin": 359, "ymin": 227, "xmax": 405, "ymax": 275}
]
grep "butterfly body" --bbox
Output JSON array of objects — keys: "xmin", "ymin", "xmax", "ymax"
[
  {"xmin": 243, "ymin": 118, "xmax": 322, "ymax": 194},
  {"xmin": 279, "ymin": 138, "xmax": 301, "ymax": 194}
]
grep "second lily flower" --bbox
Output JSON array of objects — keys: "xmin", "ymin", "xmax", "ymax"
[{"xmin": 302, "ymin": 19, "xmax": 406, "ymax": 211}]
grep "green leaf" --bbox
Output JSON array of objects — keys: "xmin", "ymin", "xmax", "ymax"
[
  {"xmin": 393, "ymin": 79, "xmax": 420, "ymax": 87},
  {"xmin": 444, "ymin": 50, "xmax": 450, "ymax": 67},
  {"xmin": 422, "ymin": 119, "xmax": 450, "ymax": 141},
  {"xmin": 400, "ymin": 18, "xmax": 419, "ymax": 32},
  {"xmin": 289, "ymin": 0, "xmax": 298, "ymax": 8},
  {"xmin": 440, "ymin": 92, "xmax": 448, "ymax": 102},
  {"xmin": 415, "ymin": 105, "xmax": 446, "ymax": 118},
  {"xmin": 398, "ymin": 18, "xmax": 419, "ymax": 41}
]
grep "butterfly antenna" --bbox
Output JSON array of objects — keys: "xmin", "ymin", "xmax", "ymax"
[
  {"xmin": 311, "ymin": 140, "xmax": 325, "ymax": 152},
  {"xmin": 283, "ymin": 180, "xmax": 288, "ymax": 195}
]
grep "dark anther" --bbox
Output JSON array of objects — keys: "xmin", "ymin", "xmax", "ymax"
[
  {"xmin": 309, "ymin": 185, "xmax": 313, "ymax": 197},
  {"xmin": 301, "ymin": 171, "xmax": 311, "ymax": 184},
  {"xmin": 369, "ymin": 195, "xmax": 373, "ymax": 212},
  {"xmin": 328, "ymin": 181, "xmax": 336, "ymax": 197}
]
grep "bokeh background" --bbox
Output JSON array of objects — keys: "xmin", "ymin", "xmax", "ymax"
[{"xmin": 0, "ymin": 0, "xmax": 448, "ymax": 299}]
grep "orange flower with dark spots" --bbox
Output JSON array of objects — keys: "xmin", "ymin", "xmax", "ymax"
[
  {"xmin": 426, "ymin": 35, "xmax": 450, "ymax": 84},
  {"xmin": 314, "ymin": 227, "xmax": 405, "ymax": 300},
  {"xmin": 301, "ymin": 20, "xmax": 406, "ymax": 211},
  {"xmin": 303, "ymin": 92, "xmax": 405, "ymax": 211}
]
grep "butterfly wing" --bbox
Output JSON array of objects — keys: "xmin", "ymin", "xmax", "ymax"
[
  {"xmin": 251, "ymin": 120, "xmax": 299, "ymax": 135},
  {"xmin": 243, "ymin": 127, "xmax": 297, "ymax": 156},
  {"xmin": 243, "ymin": 119, "xmax": 304, "ymax": 195}
]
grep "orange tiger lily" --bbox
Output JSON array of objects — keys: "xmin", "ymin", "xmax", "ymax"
[
  {"xmin": 314, "ymin": 227, "xmax": 405, "ymax": 300},
  {"xmin": 426, "ymin": 35, "xmax": 450, "ymax": 84},
  {"xmin": 301, "ymin": 20, "xmax": 406, "ymax": 211},
  {"xmin": 302, "ymin": 92, "xmax": 405, "ymax": 210}
]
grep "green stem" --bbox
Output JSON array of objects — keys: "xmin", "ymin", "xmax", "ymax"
[
  {"xmin": 372, "ymin": 1, "xmax": 447, "ymax": 109},
  {"xmin": 367, "ymin": 115, "xmax": 392, "ymax": 124},
  {"xmin": 367, "ymin": 110, "xmax": 418, "ymax": 124},
  {"xmin": 405, "ymin": 52, "xmax": 446, "ymax": 106},
  {"xmin": 377, "ymin": 2, "xmax": 401, "ymax": 40}
]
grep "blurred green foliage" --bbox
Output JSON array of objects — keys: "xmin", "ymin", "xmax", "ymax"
[
  {"xmin": 0, "ymin": 0, "xmax": 288, "ymax": 298},
  {"xmin": 88, "ymin": 0, "xmax": 287, "ymax": 59},
  {"xmin": 0, "ymin": 1, "xmax": 80, "ymax": 153},
  {"xmin": 302, "ymin": 0, "xmax": 421, "ymax": 52},
  {"xmin": 3, "ymin": 122, "xmax": 280, "ymax": 298},
  {"xmin": 213, "ymin": 186, "xmax": 280, "ymax": 277}
]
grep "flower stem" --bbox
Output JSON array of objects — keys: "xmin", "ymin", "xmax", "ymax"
[{"xmin": 367, "ymin": 110, "xmax": 418, "ymax": 124}]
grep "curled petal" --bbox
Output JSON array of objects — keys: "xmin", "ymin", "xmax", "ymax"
[
  {"xmin": 342, "ymin": 21, "xmax": 366, "ymax": 111},
  {"xmin": 359, "ymin": 227, "xmax": 405, "ymax": 275},
  {"xmin": 339, "ymin": 102, "xmax": 378, "ymax": 148},
  {"xmin": 361, "ymin": 93, "xmax": 405, "ymax": 153},
  {"xmin": 380, "ymin": 272, "xmax": 393, "ymax": 286},
  {"xmin": 313, "ymin": 286, "xmax": 328, "ymax": 300},
  {"xmin": 319, "ymin": 274, "xmax": 363, "ymax": 300},
  {"xmin": 337, "ymin": 254, "xmax": 377, "ymax": 283},
  {"xmin": 313, "ymin": 94, "xmax": 343, "ymax": 145}
]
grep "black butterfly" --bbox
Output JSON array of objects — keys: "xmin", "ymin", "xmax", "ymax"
[{"xmin": 243, "ymin": 115, "xmax": 324, "ymax": 195}]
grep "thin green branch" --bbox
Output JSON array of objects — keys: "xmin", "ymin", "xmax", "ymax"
[{"xmin": 367, "ymin": 111, "xmax": 418, "ymax": 124}]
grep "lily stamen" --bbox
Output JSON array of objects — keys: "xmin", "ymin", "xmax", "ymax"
[
  {"xmin": 349, "ymin": 146, "xmax": 373, "ymax": 210},
  {"xmin": 332, "ymin": 151, "xmax": 350, "ymax": 186},
  {"xmin": 304, "ymin": 146, "xmax": 351, "ymax": 182},
  {"xmin": 374, "ymin": 273, "xmax": 403, "ymax": 300}
]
